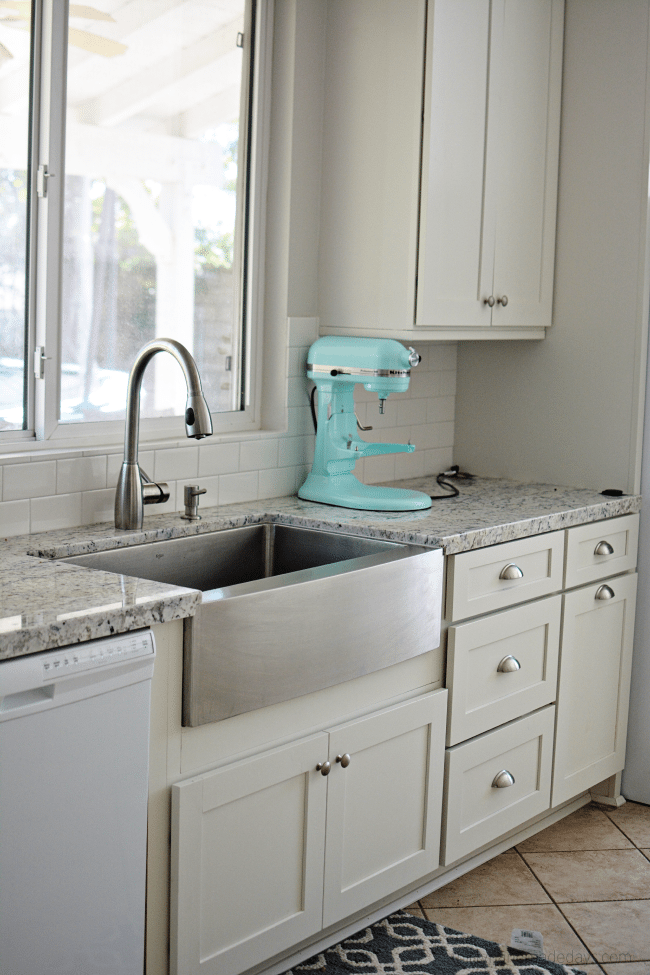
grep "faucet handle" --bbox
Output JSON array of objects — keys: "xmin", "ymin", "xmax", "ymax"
[{"xmin": 140, "ymin": 468, "xmax": 171, "ymax": 505}]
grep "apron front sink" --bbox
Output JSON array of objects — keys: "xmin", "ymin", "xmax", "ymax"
[{"xmin": 61, "ymin": 523, "xmax": 443, "ymax": 724}]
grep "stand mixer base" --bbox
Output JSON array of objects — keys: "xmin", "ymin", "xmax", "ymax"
[{"xmin": 298, "ymin": 473, "xmax": 432, "ymax": 511}]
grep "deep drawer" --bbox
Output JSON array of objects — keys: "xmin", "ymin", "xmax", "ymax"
[
  {"xmin": 446, "ymin": 532, "xmax": 565, "ymax": 621},
  {"xmin": 446, "ymin": 595, "xmax": 561, "ymax": 746},
  {"xmin": 564, "ymin": 514, "xmax": 639, "ymax": 589},
  {"xmin": 441, "ymin": 706, "xmax": 555, "ymax": 865}
]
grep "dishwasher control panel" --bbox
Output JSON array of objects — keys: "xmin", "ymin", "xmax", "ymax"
[
  {"xmin": 0, "ymin": 630, "xmax": 155, "ymax": 709},
  {"xmin": 41, "ymin": 630, "xmax": 154, "ymax": 681}
]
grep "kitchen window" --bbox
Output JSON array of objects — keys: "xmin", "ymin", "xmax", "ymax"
[{"xmin": 0, "ymin": 0, "xmax": 268, "ymax": 448}]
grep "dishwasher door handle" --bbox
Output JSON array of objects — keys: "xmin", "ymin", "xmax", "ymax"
[{"xmin": 0, "ymin": 685, "xmax": 55, "ymax": 717}]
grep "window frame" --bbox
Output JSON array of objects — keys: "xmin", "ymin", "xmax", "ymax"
[{"xmin": 1, "ymin": 0, "xmax": 271, "ymax": 453}]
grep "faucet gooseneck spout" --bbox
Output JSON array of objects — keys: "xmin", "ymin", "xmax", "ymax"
[{"xmin": 115, "ymin": 338, "xmax": 213, "ymax": 530}]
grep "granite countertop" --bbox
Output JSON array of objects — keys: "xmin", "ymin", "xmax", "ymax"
[{"xmin": 0, "ymin": 475, "xmax": 640, "ymax": 661}]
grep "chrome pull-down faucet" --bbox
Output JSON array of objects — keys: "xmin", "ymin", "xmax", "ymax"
[{"xmin": 114, "ymin": 339, "xmax": 213, "ymax": 530}]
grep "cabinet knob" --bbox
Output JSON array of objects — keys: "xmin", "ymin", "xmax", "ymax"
[
  {"xmin": 484, "ymin": 296, "xmax": 496, "ymax": 307},
  {"xmin": 497, "ymin": 655, "xmax": 521, "ymax": 674},
  {"xmin": 492, "ymin": 769, "xmax": 516, "ymax": 789},
  {"xmin": 594, "ymin": 540, "xmax": 614, "ymax": 556},
  {"xmin": 316, "ymin": 761, "xmax": 331, "ymax": 776},
  {"xmin": 595, "ymin": 584, "xmax": 615, "ymax": 601},
  {"xmin": 497, "ymin": 295, "xmax": 509, "ymax": 306},
  {"xmin": 336, "ymin": 753, "xmax": 351, "ymax": 768},
  {"xmin": 499, "ymin": 563, "xmax": 524, "ymax": 581}
]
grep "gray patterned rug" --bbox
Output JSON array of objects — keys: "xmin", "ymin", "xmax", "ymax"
[{"xmin": 282, "ymin": 911, "xmax": 586, "ymax": 975}]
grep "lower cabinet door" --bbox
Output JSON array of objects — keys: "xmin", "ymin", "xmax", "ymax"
[
  {"xmin": 442, "ymin": 705, "xmax": 555, "ymax": 865},
  {"xmin": 553, "ymin": 572, "xmax": 637, "ymax": 806},
  {"xmin": 322, "ymin": 690, "xmax": 447, "ymax": 928},
  {"xmin": 170, "ymin": 733, "xmax": 328, "ymax": 975}
]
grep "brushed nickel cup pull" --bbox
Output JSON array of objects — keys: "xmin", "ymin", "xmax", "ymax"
[
  {"xmin": 499, "ymin": 563, "xmax": 524, "ymax": 581},
  {"xmin": 595, "ymin": 584, "xmax": 615, "ymax": 601},
  {"xmin": 492, "ymin": 769, "xmax": 515, "ymax": 789},
  {"xmin": 497, "ymin": 655, "xmax": 521, "ymax": 674},
  {"xmin": 497, "ymin": 295, "xmax": 509, "ymax": 306},
  {"xmin": 316, "ymin": 761, "xmax": 331, "ymax": 776},
  {"xmin": 336, "ymin": 753, "xmax": 351, "ymax": 768},
  {"xmin": 594, "ymin": 540, "xmax": 614, "ymax": 556},
  {"xmin": 484, "ymin": 296, "xmax": 496, "ymax": 307}
]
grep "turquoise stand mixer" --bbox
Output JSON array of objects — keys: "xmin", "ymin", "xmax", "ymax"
[{"xmin": 298, "ymin": 336, "xmax": 432, "ymax": 511}]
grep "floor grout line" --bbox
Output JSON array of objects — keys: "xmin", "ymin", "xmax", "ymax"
[{"xmin": 412, "ymin": 804, "xmax": 650, "ymax": 972}]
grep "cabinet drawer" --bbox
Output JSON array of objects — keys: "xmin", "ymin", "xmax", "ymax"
[
  {"xmin": 446, "ymin": 533, "xmax": 564, "ymax": 621},
  {"xmin": 564, "ymin": 514, "xmax": 639, "ymax": 589},
  {"xmin": 446, "ymin": 596, "xmax": 561, "ymax": 746},
  {"xmin": 441, "ymin": 706, "xmax": 554, "ymax": 865}
]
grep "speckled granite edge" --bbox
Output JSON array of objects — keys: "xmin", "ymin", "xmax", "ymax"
[
  {"xmin": 0, "ymin": 558, "xmax": 200, "ymax": 661},
  {"xmin": 0, "ymin": 476, "xmax": 641, "ymax": 660}
]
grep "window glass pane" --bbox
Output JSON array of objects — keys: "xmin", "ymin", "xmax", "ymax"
[
  {"xmin": 60, "ymin": 1, "xmax": 248, "ymax": 425},
  {"xmin": 0, "ymin": 3, "xmax": 31, "ymax": 431}
]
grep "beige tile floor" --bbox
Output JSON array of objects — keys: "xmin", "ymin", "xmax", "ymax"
[{"xmin": 405, "ymin": 801, "xmax": 650, "ymax": 975}]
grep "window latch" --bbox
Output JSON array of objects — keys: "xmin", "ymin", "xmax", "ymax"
[
  {"xmin": 36, "ymin": 164, "xmax": 51, "ymax": 199},
  {"xmin": 34, "ymin": 346, "xmax": 51, "ymax": 380}
]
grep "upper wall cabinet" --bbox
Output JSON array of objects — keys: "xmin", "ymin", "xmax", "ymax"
[{"xmin": 318, "ymin": 0, "xmax": 564, "ymax": 341}]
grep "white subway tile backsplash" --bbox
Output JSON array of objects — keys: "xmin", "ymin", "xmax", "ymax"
[
  {"xmin": 4, "ymin": 461, "xmax": 57, "ymax": 501},
  {"xmin": 394, "ymin": 449, "xmax": 425, "ymax": 481},
  {"xmin": 259, "ymin": 466, "xmax": 297, "ymax": 500},
  {"xmin": 432, "ymin": 370, "xmax": 457, "ymax": 397},
  {"xmin": 154, "ymin": 446, "xmax": 199, "ymax": 482},
  {"xmin": 240, "ymin": 438, "xmax": 279, "ymax": 472},
  {"xmin": 397, "ymin": 398, "xmax": 428, "ymax": 428},
  {"xmin": 278, "ymin": 435, "xmax": 314, "ymax": 468},
  {"xmin": 426, "ymin": 395, "xmax": 456, "ymax": 424},
  {"xmin": 0, "ymin": 499, "xmax": 30, "ymax": 537},
  {"xmin": 413, "ymin": 421, "xmax": 455, "ymax": 451},
  {"xmin": 198, "ymin": 442, "xmax": 240, "ymax": 477},
  {"xmin": 424, "ymin": 446, "xmax": 454, "ymax": 475},
  {"xmin": 218, "ymin": 471, "xmax": 259, "ymax": 506},
  {"xmin": 81, "ymin": 489, "xmax": 116, "ymax": 526},
  {"xmin": 57, "ymin": 455, "xmax": 107, "ymax": 495},
  {"xmin": 31, "ymin": 493, "xmax": 82, "ymax": 533}
]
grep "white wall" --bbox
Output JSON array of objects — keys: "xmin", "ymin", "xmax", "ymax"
[{"xmin": 453, "ymin": 0, "xmax": 650, "ymax": 495}]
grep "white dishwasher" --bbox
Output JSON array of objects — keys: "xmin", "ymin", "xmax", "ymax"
[{"xmin": 0, "ymin": 629, "xmax": 155, "ymax": 975}]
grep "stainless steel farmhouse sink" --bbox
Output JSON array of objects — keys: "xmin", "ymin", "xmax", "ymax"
[{"xmin": 61, "ymin": 524, "xmax": 443, "ymax": 724}]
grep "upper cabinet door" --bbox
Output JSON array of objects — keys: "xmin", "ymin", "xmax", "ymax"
[
  {"xmin": 416, "ymin": 0, "xmax": 564, "ymax": 332},
  {"xmin": 417, "ymin": 0, "xmax": 493, "ymax": 329}
]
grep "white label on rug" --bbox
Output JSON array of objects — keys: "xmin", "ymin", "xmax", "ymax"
[{"xmin": 511, "ymin": 929, "xmax": 544, "ymax": 956}]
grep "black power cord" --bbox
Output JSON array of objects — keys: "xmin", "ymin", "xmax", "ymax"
[{"xmin": 430, "ymin": 464, "xmax": 474, "ymax": 499}]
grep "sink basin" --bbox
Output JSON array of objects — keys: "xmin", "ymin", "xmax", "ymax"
[{"xmin": 61, "ymin": 523, "xmax": 443, "ymax": 724}]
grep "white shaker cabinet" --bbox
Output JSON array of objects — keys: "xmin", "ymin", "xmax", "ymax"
[
  {"xmin": 416, "ymin": 0, "xmax": 564, "ymax": 333},
  {"xmin": 553, "ymin": 572, "xmax": 637, "ymax": 806},
  {"xmin": 318, "ymin": 0, "xmax": 564, "ymax": 340},
  {"xmin": 170, "ymin": 690, "xmax": 446, "ymax": 975}
]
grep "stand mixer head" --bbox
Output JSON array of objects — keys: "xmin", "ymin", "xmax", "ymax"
[{"xmin": 298, "ymin": 336, "xmax": 432, "ymax": 511}]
